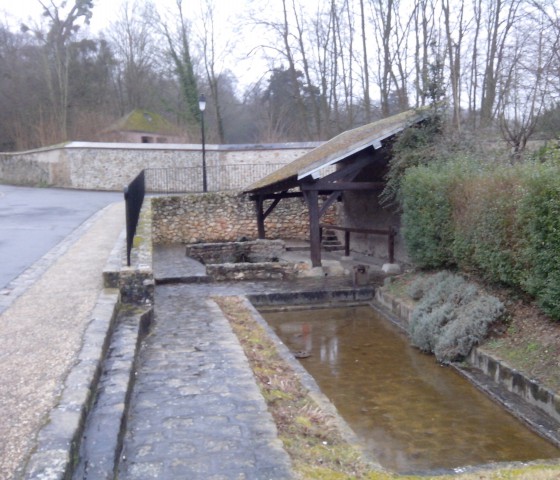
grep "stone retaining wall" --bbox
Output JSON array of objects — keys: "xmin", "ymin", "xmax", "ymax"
[
  {"xmin": 185, "ymin": 239, "xmax": 285, "ymax": 264},
  {"xmin": 152, "ymin": 191, "xmax": 336, "ymax": 244},
  {"xmin": 468, "ymin": 349, "xmax": 560, "ymax": 424},
  {"xmin": 374, "ymin": 286, "xmax": 560, "ymax": 426},
  {"xmin": 103, "ymin": 200, "xmax": 154, "ymax": 305},
  {"xmin": 0, "ymin": 142, "xmax": 318, "ymax": 191},
  {"xmin": 205, "ymin": 262, "xmax": 296, "ymax": 281}
]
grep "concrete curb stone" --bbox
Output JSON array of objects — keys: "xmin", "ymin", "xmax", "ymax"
[{"xmin": 23, "ymin": 289, "xmax": 120, "ymax": 480}]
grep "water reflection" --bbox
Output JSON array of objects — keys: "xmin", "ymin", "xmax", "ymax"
[{"xmin": 264, "ymin": 306, "xmax": 560, "ymax": 474}]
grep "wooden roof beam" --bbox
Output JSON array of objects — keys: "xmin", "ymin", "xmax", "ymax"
[{"xmin": 301, "ymin": 181, "xmax": 385, "ymax": 191}]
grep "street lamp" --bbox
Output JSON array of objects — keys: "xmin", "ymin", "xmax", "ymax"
[{"xmin": 198, "ymin": 93, "xmax": 207, "ymax": 193}]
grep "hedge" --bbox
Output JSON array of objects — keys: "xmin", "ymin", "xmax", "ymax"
[{"xmin": 400, "ymin": 147, "xmax": 560, "ymax": 320}]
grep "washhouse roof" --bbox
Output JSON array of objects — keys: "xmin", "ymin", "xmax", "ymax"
[
  {"xmin": 245, "ymin": 108, "xmax": 429, "ymax": 194},
  {"xmin": 108, "ymin": 109, "xmax": 180, "ymax": 134}
]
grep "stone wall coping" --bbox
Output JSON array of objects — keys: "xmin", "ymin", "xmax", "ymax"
[{"xmin": 1, "ymin": 140, "xmax": 323, "ymax": 155}]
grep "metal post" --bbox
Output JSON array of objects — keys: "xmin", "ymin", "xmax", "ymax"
[
  {"xmin": 201, "ymin": 113, "xmax": 207, "ymax": 192},
  {"xmin": 199, "ymin": 93, "xmax": 208, "ymax": 193}
]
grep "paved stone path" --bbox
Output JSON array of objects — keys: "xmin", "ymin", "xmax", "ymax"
[
  {"xmin": 0, "ymin": 202, "xmax": 124, "ymax": 479},
  {"xmin": 118, "ymin": 283, "xmax": 295, "ymax": 479}
]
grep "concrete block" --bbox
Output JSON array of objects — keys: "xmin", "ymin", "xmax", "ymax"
[{"xmin": 382, "ymin": 263, "xmax": 402, "ymax": 274}]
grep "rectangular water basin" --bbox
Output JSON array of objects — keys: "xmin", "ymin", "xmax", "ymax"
[{"xmin": 261, "ymin": 304, "xmax": 560, "ymax": 474}]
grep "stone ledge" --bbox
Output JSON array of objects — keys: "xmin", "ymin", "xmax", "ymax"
[
  {"xmin": 468, "ymin": 348, "xmax": 560, "ymax": 425},
  {"xmin": 374, "ymin": 287, "xmax": 414, "ymax": 326},
  {"xmin": 185, "ymin": 239, "xmax": 285, "ymax": 265},
  {"xmin": 73, "ymin": 306, "xmax": 153, "ymax": 479},
  {"xmin": 103, "ymin": 202, "xmax": 153, "ymax": 305},
  {"xmin": 249, "ymin": 287, "xmax": 375, "ymax": 307},
  {"xmin": 374, "ymin": 285, "xmax": 560, "ymax": 447},
  {"xmin": 23, "ymin": 289, "xmax": 120, "ymax": 480},
  {"xmin": 206, "ymin": 261, "xmax": 296, "ymax": 281}
]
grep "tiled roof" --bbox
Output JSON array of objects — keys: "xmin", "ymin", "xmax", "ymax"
[{"xmin": 245, "ymin": 109, "xmax": 428, "ymax": 193}]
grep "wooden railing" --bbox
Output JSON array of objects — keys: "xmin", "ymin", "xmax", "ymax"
[{"xmin": 124, "ymin": 170, "xmax": 146, "ymax": 266}]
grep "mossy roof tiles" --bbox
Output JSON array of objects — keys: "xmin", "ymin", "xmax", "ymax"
[
  {"xmin": 245, "ymin": 108, "xmax": 427, "ymax": 193},
  {"xmin": 110, "ymin": 109, "xmax": 179, "ymax": 134}
]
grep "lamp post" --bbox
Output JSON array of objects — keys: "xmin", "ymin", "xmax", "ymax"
[{"xmin": 198, "ymin": 93, "xmax": 207, "ymax": 193}]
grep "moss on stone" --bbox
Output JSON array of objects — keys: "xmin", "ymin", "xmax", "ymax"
[{"xmin": 113, "ymin": 109, "xmax": 179, "ymax": 134}]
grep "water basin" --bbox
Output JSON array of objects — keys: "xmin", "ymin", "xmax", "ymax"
[{"xmin": 262, "ymin": 305, "xmax": 560, "ymax": 474}]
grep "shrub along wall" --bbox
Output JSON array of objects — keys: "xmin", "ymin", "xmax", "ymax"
[
  {"xmin": 152, "ymin": 191, "xmax": 335, "ymax": 244},
  {"xmin": 400, "ymin": 147, "xmax": 560, "ymax": 320}
]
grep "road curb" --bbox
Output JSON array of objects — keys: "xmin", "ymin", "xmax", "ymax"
[{"xmin": 22, "ymin": 289, "xmax": 120, "ymax": 480}]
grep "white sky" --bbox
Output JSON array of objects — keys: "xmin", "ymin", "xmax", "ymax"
[
  {"xmin": 0, "ymin": 0, "xmax": 265, "ymax": 88},
  {"xmin": 1, "ymin": 0, "xmax": 120, "ymax": 31}
]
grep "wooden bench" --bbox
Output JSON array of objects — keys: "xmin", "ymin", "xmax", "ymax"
[{"xmin": 320, "ymin": 224, "xmax": 397, "ymax": 263}]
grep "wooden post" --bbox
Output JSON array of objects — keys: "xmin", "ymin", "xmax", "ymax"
[
  {"xmin": 388, "ymin": 227, "xmax": 396, "ymax": 264},
  {"xmin": 304, "ymin": 189, "xmax": 322, "ymax": 267},
  {"xmin": 256, "ymin": 195, "xmax": 265, "ymax": 239}
]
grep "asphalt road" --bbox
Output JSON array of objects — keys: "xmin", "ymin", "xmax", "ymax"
[{"xmin": 0, "ymin": 184, "xmax": 122, "ymax": 290}]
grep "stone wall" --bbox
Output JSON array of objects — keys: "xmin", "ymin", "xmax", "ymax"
[
  {"xmin": 338, "ymin": 191, "xmax": 408, "ymax": 266},
  {"xmin": 152, "ymin": 191, "xmax": 318, "ymax": 244},
  {"xmin": 205, "ymin": 262, "xmax": 296, "ymax": 281},
  {"xmin": 185, "ymin": 239, "xmax": 285, "ymax": 264},
  {"xmin": 0, "ymin": 141, "xmax": 319, "ymax": 191},
  {"xmin": 103, "ymin": 200, "xmax": 154, "ymax": 305}
]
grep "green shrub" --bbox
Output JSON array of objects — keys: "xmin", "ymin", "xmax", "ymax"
[
  {"xmin": 400, "ymin": 157, "xmax": 481, "ymax": 269},
  {"xmin": 400, "ymin": 165, "xmax": 455, "ymax": 268},
  {"xmin": 381, "ymin": 115, "xmax": 442, "ymax": 207},
  {"xmin": 398, "ymin": 143, "xmax": 560, "ymax": 321},
  {"xmin": 450, "ymin": 168, "xmax": 525, "ymax": 286},
  {"xmin": 519, "ymin": 161, "xmax": 560, "ymax": 319},
  {"xmin": 435, "ymin": 295, "xmax": 505, "ymax": 362},
  {"xmin": 408, "ymin": 272, "xmax": 504, "ymax": 363}
]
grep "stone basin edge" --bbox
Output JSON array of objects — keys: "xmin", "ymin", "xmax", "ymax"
[{"xmin": 374, "ymin": 287, "xmax": 560, "ymax": 448}]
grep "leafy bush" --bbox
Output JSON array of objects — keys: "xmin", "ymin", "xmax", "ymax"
[
  {"xmin": 400, "ymin": 165, "xmax": 455, "ymax": 268},
  {"xmin": 519, "ymin": 161, "xmax": 560, "ymax": 319},
  {"xmin": 408, "ymin": 272, "xmax": 504, "ymax": 363},
  {"xmin": 450, "ymin": 168, "xmax": 525, "ymax": 286},
  {"xmin": 398, "ymin": 144, "xmax": 560, "ymax": 320},
  {"xmin": 381, "ymin": 114, "xmax": 442, "ymax": 208},
  {"xmin": 400, "ymin": 158, "xmax": 479, "ymax": 269}
]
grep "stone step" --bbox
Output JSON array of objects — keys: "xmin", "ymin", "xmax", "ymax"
[
  {"xmin": 324, "ymin": 245, "xmax": 346, "ymax": 252},
  {"xmin": 73, "ymin": 306, "xmax": 152, "ymax": 480},
  {"xmin": 285, "ymin": 245, "xmax": 310, "ymax": 252}
]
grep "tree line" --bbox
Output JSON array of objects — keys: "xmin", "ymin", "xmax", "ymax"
[{"xmin": 1, "ymin": 0, "xmax": 559, "ymax": 152}]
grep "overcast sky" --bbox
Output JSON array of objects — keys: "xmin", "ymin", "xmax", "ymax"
[
  {"xmin": 2, "ymin": 0, "xmax": 117, "ymax": 31},
  {"xmin": 0, "ymin": 0, "xmax": 251, "ymax": 33},
  {"xmin": 0, "ymin": 0, "xmax": 265, "ymax": 88}
]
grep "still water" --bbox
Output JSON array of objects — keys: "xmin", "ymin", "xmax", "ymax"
[{"xmin": 263, "ymin": 305, "xmax": 559, "ymax": 474}]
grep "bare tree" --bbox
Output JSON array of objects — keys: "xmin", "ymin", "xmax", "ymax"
[
  {"xmin": 370, "ymin": 0, "xmax": 412, "ymax": 116},
  {"xmin": 479, "ymin": 0, "xmax": 523, "ymax": 127},
  {"xmin": 198, "ymin": 0, "xmax": 227, "ymax": 142},
  {"xmin": 161, "ymin": 0, "xmax": 201, "ymax": 128},
  {"xmin": 292, "ymin": 0, "xmax": 328, "ymax": 137},
  {"xmin": 359, "ymin": 0, "xmax": 372, "ymax": 121},
  {"xmin": 498, "ymin": 9, "xmax": 555, "ymax": 157},
  {"xmin": 107, "ymin": 0, "xmax": 159, "ymax": 114},
  {"xmin": 467, "ymin": 0, "xmax": 483, "ymax": 127},
  {"xmin": 443, "ymin": 0, "xmax": 466, "ymax": 130},
  {"xmin": 22, "ymin": 0, "xmax": 94, "ymax": 142}
]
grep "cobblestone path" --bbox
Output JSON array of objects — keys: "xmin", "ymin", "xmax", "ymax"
[{"xmin": 117, "ymin": 284, "xmax": 294, "ymax": 479}]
